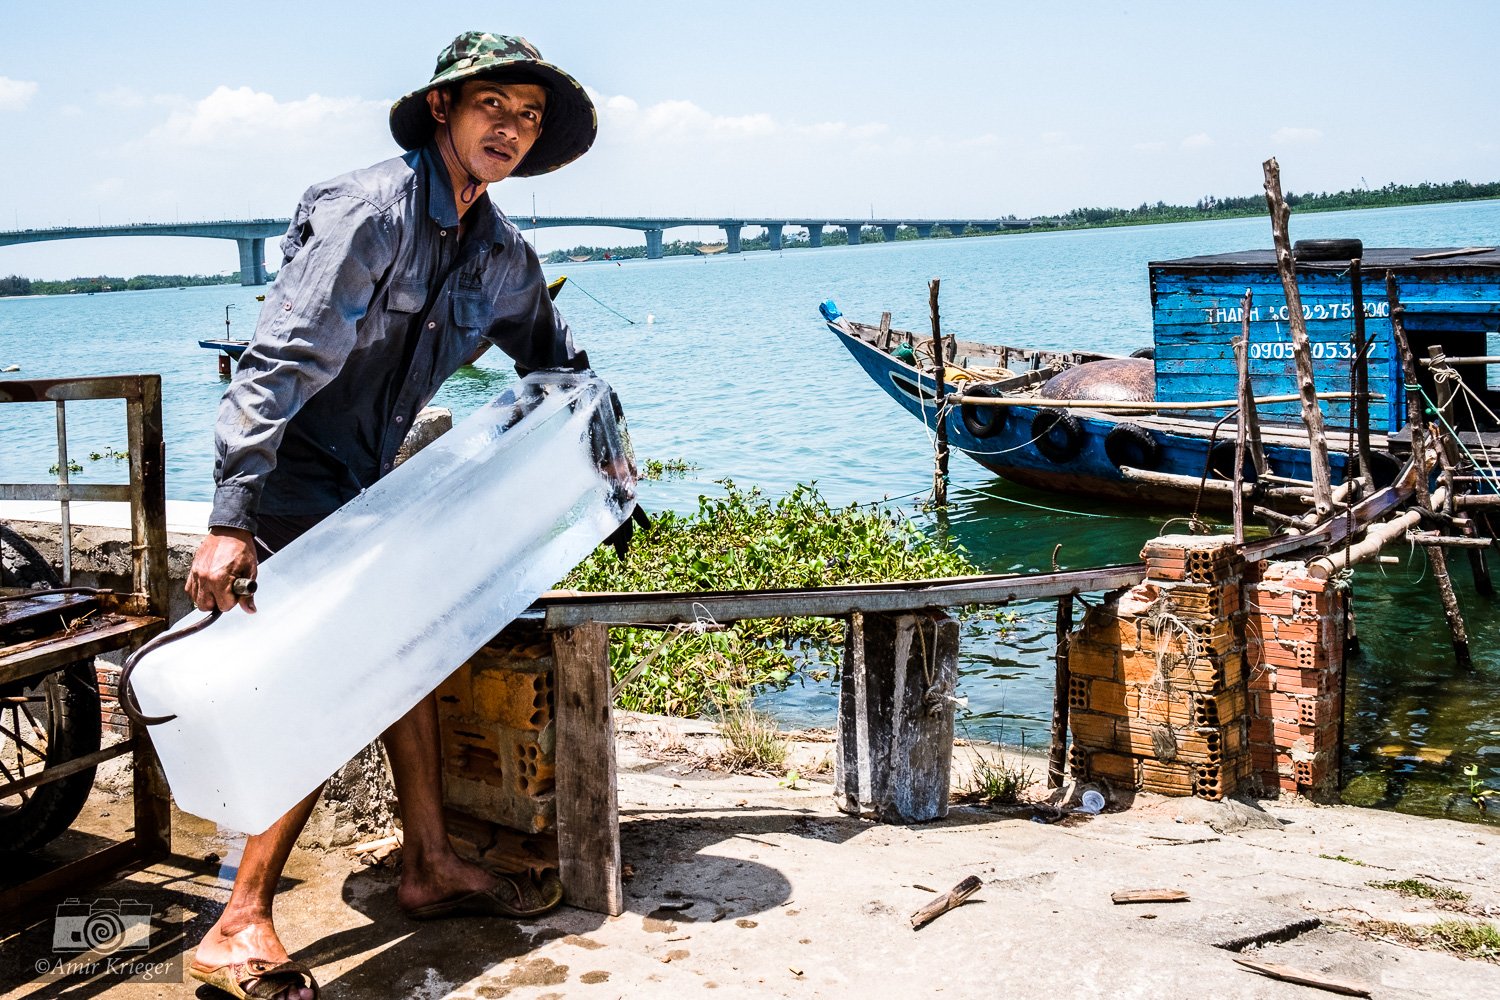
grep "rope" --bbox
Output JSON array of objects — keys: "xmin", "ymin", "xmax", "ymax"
[
  {"xmin": 567, "ymin": 279, "xmax": 637, "ymax": 324},
  {"xmin": 953, "ymin": 483, "xmax": 1120, "ymax": 519},
  {"xmin": 1416, "ymin": 383, "xmax": 1500, "ymax": 496}
]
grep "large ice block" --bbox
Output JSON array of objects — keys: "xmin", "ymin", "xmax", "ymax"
[{"xmin": 131, "ymin": 372, "xmax": 635, "ymax": 834}]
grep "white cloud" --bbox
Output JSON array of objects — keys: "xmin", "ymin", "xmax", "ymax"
[
  {"xmin": 1271, "ymin": 126, "xmax": 1323, "ymax": 144},
  {"xmin": 146, "ymin": 86, "xmax": 387, "ymax": 148},
  {"xmin": 1180, "ymin": 132, "xmax": 1214, "ymax": 149},
  {"xmin": 96, "ymin": 86, "xmax": 147, "ymax": 109},
  {"xmin": 0, "ymin": 76, "xmax": 39, "ymax": 111}
]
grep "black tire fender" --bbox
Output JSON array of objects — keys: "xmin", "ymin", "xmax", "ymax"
[
  {"xmin": 1207, "ymin": 440, "xmax": 1259, "ymax": 483},
  {"xmin": 1032, "ymin": 407, "xmax": 1085, "ymax": 464},
  {"xmin": 1129, "ymin": 347, "xmax": 1155, "ymax": 360},
  {"xmin": 960, "ymin": 383, "xmax": 1008, "ymax": 438},
  {"xmin": 1104, "ymin": 422, "xmax": 1160, "ymax": 471},
  {"xmin": 1293, "ymin": 238, "xmax": 1363, "ymax": 262}
]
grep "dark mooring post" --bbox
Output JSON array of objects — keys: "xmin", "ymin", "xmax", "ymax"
[
  {"xmin": 1389, "ymin": 274, "xmax": 1472, "ymax": 670},
  {"xmin": 929, "ymin": 278, "xmax": 950, "ymax": 507},
  {"xmin": 1047, "ymin": 594, "xmax": 1075, "ymax": 788}
]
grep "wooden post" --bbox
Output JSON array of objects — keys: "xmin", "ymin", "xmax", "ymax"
[
  {"xmin": 552, "ymin": 622, "xmax": 624, "ymax": 914},
  {"xmin": 1263, "ymin": 158, "xmax": 1334, "ymax": 516},
  {"xmin": 1349, "ymin": 258, "xmax": 1376, "ymax": 489},
  {"xmin": 1388, "ymin": 275, "xmax": 1472, "ymax": 670},
  {"xmin": 929, "ymin": 279, "xmax": 950, "ymax": 507},
  {"xmin": 835, "ymin": 611, "xmax": 960, "ymax": 822},
  {"xmin": 1237, "ymin": 290, "xmax": 1268, "ymax": 476},
  {"xmin": 1047, "ymin": 595, "xmax": 1074, "ymax": 788},
  {"xmin": 1426, "ymin": 345, "xmax": 1493, "ymax": 596}
]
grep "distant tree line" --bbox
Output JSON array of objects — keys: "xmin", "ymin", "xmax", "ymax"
[
  {"xmin": 543, "ymin": 178, "xmax": 1499, "ymax": 263},
  {"xmin": 0, "ymin": 272, "xmax": 241, "ymax": 297}
]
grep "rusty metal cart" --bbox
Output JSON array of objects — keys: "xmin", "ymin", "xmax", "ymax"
[{"xmin": 0, "ymin": 375, "xmax": 171, "ymax": 917}]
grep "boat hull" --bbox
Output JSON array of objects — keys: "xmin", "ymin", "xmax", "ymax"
[{"xmin": 830, "ymin": 323, "xmax": 1356, "ymax": 510}]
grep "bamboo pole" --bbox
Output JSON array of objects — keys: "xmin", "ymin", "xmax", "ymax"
[
  {"xmin": 1237, "ymin": 289, "xmax": 1268, "ymax": 475},
  {"xmin": 1350, "ymin": 258, "xmax": 1376, "ymax": 489},
  {"xmin": 1425, "ymin": 346, "xmax": 1493, "ymax": 595},
  {"xmin": 929, "ymin": 278, "xmax": 949, "ymax": 508},
  {"xmin": 1263, "ymin": 158, "xmax": 1334, "ymax": 516},
  {"xmin": 1388, "ymin": 274, "xmax": 1471, "ymax": 669},
  {"xmin": 1047, "ymin": 594, "xmax": 1074, "ymax": 789},
  {"xmin": 948, "ymin": 390, "xmax": 1362, "ymax": 410}
]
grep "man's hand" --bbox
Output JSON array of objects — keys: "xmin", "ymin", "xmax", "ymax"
[{"xmin": 187, "ymin": 527, "xmax": 258, "ymax": 613}]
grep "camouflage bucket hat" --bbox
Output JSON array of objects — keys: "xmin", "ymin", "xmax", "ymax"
[{"xmin": 389, "ymin": 32, "xmax": 597, "ymax": 177}]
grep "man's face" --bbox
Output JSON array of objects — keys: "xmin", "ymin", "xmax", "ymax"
[{"xmin": 428, "ymin": 79, "xmax": 547, "ymax": 184}]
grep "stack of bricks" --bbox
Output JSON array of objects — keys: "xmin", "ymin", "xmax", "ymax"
[
  {"xmin": 435, "ymin": 618, "xmax": 559, "ymax": 870},
  {"xmin": 1066, "ymin": 534, "xmax": 1252, "ymax": 801},
  {"xmin": 97, "ymin": 663, "xmax": 128, "ymax": 737},
  {"xmin": 1243, "ymin": 559, "xmax": 1346, "ymax": 801}
]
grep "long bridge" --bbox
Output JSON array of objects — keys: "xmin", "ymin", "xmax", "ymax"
[{"xmin": 0, "ymin": 215, "xmax": 1039, "ymax": 285}]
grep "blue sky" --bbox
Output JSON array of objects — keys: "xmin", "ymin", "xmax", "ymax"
[{"xmin": 3, "ymin": 1, "xmax": 1498, "ymax": 278}]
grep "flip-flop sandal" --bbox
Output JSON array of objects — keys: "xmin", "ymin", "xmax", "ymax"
[
  {"xmin": 404, "ymin": 870, "xmax": 563, "ymax": 921},
  {"xmin": 187, "ymin": 957, "xmax": 319, "ymax": 999}
]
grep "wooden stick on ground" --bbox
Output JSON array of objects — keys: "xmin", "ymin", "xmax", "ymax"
[
  {"xmin": 1389, "ymin": 275, "xmax": 1472, "ymax": 670},
  {"xmin": 910, "ymin": 875, "xmax": 982, "ymax": 929},
  {"xmin": 1110, "ymin": 889, "xmax": 1189, "ymax": 904},
  {"xmin": 1263, "ymin": 158, "xmax": 1335, "ymax": 516},
  {"xmin": 1233, "ymin": 958, "xmax": 1371, "ymax": 997}
]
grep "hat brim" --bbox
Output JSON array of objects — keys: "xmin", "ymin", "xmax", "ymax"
[{"xmin": 389, "ymin": 59, "xmax": 596, "ymax": 177}]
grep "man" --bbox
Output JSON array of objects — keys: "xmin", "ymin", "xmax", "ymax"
[{"xmin": 184, "ymin": 33, "xmax": 597, "ymax": 1000}]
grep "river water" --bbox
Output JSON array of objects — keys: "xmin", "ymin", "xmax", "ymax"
[{"xmin": 3, "ymin": 202, "xmax": 1498, "ymax": 822}]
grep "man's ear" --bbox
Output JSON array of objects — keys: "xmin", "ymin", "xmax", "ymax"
[{"xmin": 426, "ymin": 88, "xmax": 447, "ymax": 125}]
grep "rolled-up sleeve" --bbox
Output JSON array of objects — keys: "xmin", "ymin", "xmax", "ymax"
[
  {"xmin": 484, "ymin": 242, "xmax": 589, "ymax": 376},
  {"xmin": 210, "ymin": 195, "xmax": 396, "ymax": 532}
]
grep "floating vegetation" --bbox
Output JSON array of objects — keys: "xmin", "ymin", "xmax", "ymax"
[
  {"xmin": 639, "ymin": 457, "xmax": 700, "ymax": 481},
  {"xmin": 561, "ymin": 481, "xmax": 981, "ymax": 716}
]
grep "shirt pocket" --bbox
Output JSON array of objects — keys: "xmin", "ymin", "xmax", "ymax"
[
  {"xmin": 387, "ymin": 279, "xmax": 427, "ymax": 315},
  {"xmin": 451, "ymin": 290, "xmax": 487, "ymax": 331}
]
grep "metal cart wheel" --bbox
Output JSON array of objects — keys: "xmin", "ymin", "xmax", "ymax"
[{"xmin": 0, "ymin": 525, "xmax": 102, "ymax": 853}]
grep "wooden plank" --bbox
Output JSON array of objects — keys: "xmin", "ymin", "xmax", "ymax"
[
  {"xmin": 0, "ymin": 738, "xmax": 134, "ymax": 798},
  {"xmin": 0, "ymin": 483, "xmax": 133, "ymax": 502},
  {"xmin": 540, "ymin": 564, "xmax": 1145, "ymax": 629},
  {"xmin": 1232, "ymin": 958, "xmax": 1371, "ymax": 997},
  {"xmin": 835, "ymin": 612, "xmax": 959, "ymax": 823},
  {"xmin": 132, "ymin": 729, "xmax": 172, "ymax": 858},
  {"xmin": 551, "ymin": 622, "xmax": 622, "ymax": 916},
  {"xmin": 0, "ymin": 615, "xmax": 164, "ymax": 687},
  {"xmin": 1111, "ymin": 889, "xmax": 1189, "ymax": 904}
]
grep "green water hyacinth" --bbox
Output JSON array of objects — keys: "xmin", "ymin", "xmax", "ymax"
[{"xmin": 561, "ymin": 481, "xmax": 982, "ymax": 717}]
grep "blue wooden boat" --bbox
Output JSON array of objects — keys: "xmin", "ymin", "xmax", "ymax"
[
  {"xmin": 198, "ymin": 337, "xmax": 248, "ymax": 360},
  {"xmin": 824, "ymin": 243, "xmax": 1500, "ymax": 508}
]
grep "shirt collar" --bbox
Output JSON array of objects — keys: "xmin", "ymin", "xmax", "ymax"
[{"xmin": 420, "ymin": 144, "xmax": 502, "ymax": 249}]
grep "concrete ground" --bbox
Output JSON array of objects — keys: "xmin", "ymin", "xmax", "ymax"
[{"xmin": 3, "ymin": 717, "xmax": 1497, "ymax": 999}]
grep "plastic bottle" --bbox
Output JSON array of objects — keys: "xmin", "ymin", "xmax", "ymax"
[{"xmin": 130, "ymin": 372, "xmax": 635, "ymax": 834}]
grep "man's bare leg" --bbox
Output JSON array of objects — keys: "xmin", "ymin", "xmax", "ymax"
[
  {"xmin": 192, "ymin": 789, "xmax": 322, "ymax": 1000},
  {"xmin": 382, "ymin": 692, "xmax": 499, "ymax": 910}
]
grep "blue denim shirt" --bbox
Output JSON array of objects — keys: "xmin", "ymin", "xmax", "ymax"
[{"xmin": 210, "ymin": 146, "xmax": 585, "ymax": 533}]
